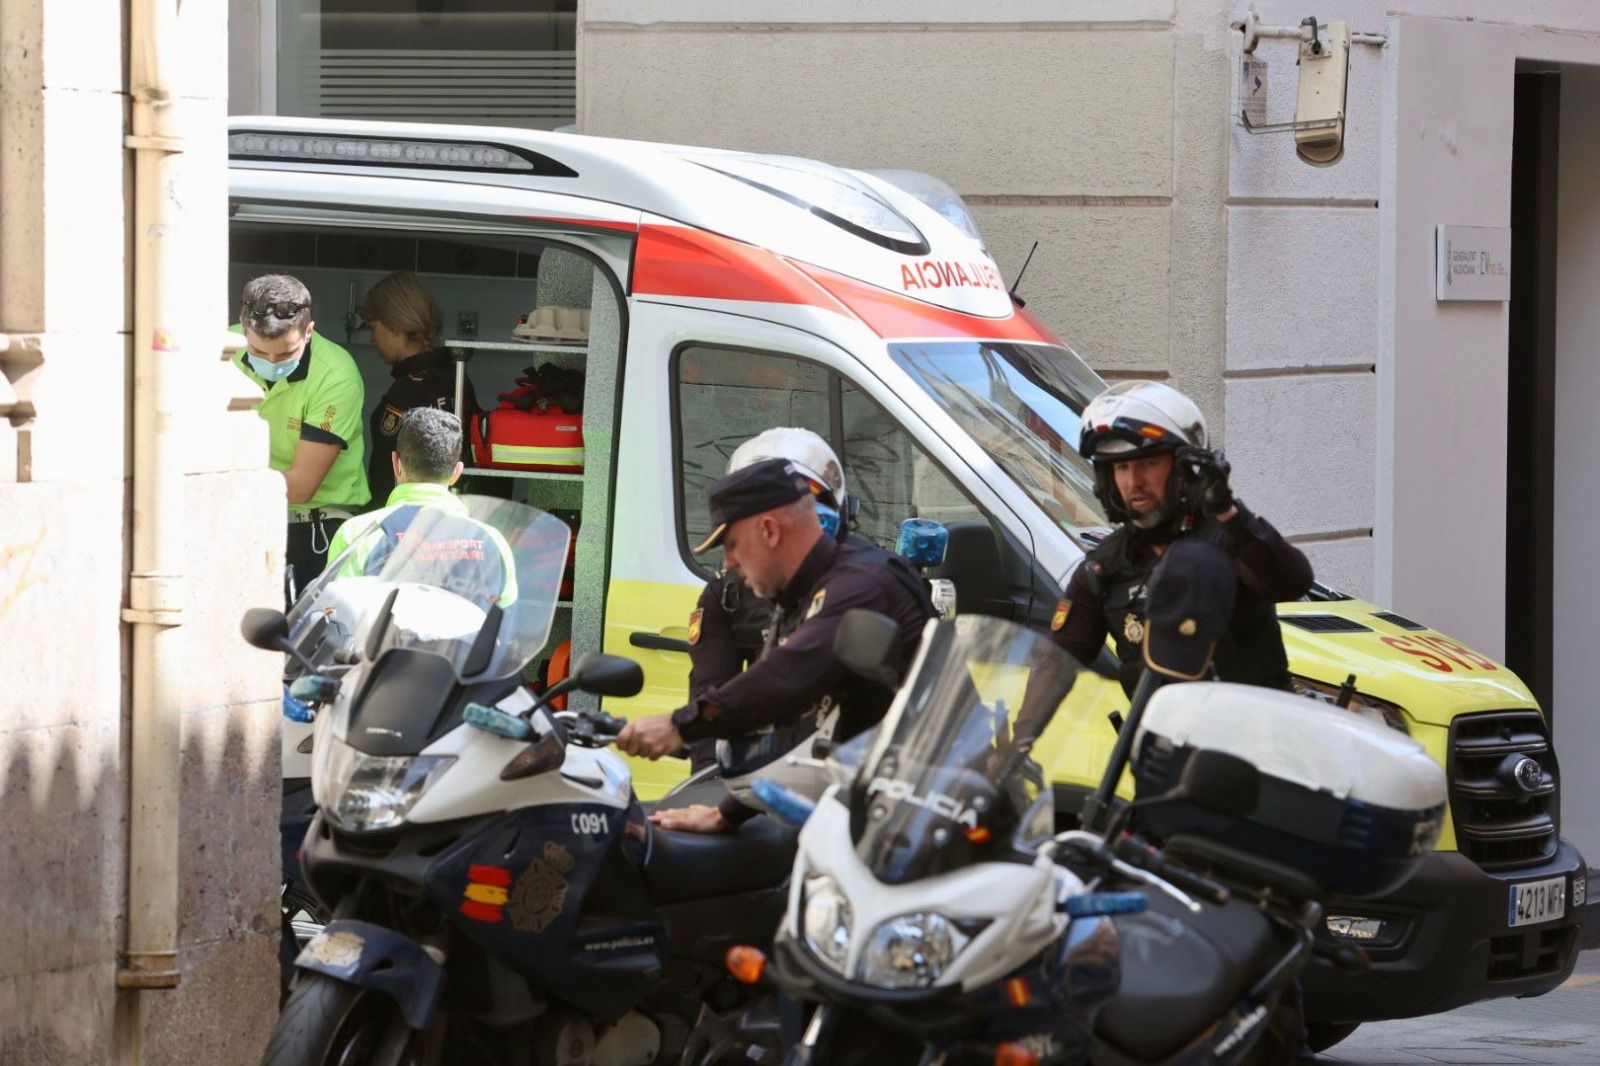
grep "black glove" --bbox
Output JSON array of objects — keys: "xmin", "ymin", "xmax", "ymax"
[{"xmin": 1174, "ymin": 446, "xmax": 1234, "ymax": 517}]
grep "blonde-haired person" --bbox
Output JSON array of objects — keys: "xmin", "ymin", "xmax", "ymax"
[{"xmin": 359, "ymin": 271, "xmax": 479, "ymax": 503}]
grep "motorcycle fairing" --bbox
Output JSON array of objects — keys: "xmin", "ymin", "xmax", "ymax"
[
  {"xmin": 424, "ymin": 799, "xmax": 666, "ymax": 1021},
  {"xmin": 344, "ymin": 647, "xmax": 521, "ymax": 758},
  {"xmin": 294, "ymin": 919, "xmax": 445, "ymax": 1030}
]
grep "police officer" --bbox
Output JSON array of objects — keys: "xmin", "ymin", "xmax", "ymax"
[
  {"xmin": 1050, "ymin": 381, "xmax": 1313, "ymax": 693},
  {"xmin": 685, "ymin": 428, "xmax": 857, "ymax": 772},
  {"xmin": 617, "ymin": 456, "xmax": 936, "ymax": 833},
  {"xmin": 359, "ymin": 272, "xmax": 479, "ymax": 505},
  {"xmin": 326, "ymin": 408, "xmax": 516, "ymax": 608},
  {"xmin": 233, "ymin": 274, "xmax": 371, "ymax": 600}
]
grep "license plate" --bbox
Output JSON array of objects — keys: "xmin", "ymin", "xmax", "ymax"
[{"xmin": 1508, "ymin": 876, "xmax": 1567, "ymax": 928}]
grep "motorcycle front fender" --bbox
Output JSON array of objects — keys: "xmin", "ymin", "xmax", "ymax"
[{"xmin": 295, "ymin": 919, "xmax": 445, "ymax": 1030}]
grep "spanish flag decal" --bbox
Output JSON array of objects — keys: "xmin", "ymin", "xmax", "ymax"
[
  {"xmin": 460, "ymin": 864, "xmax": 512, "ymax": 923},
  {"xmin": 687, "ymin": 608, "xmax": 702, "ymax": 646},
  {"xmin": 1050, "ymin": 600, "xmax": 1071, "ymax": 632}
]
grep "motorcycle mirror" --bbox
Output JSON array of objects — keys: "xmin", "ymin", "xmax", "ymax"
[
  {"xmin": 1174, "ymin": 749, "xmax": 1260, "ymax": 818},
  {"xmin": 833, "ymin": 609, "xmax": 899, "ymax": 685},
  {"xmin": 241, "ymin": 607, "xmax": 290, "ymax": 650},
  {"xmin": 571, "ymin": 653, "xmax": 644, "ymax": 698}
]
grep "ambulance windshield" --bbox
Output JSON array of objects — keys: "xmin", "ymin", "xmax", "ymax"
[{"xmin": 889, "ymin": 341, "xmax": 1107, "ymax": 536}]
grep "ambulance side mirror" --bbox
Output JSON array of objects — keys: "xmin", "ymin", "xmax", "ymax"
[{"xmin": 834, "ymin": 609, "xmax": 899, "ymax": 687}]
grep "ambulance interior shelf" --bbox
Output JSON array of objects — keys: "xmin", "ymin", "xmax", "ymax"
[{"xmin": 442, "ymin": 338, "xmax": 588, "ymax": 425}]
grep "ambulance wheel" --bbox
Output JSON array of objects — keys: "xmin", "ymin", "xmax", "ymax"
[{"xmin": 1304, "ymin": 1022, "xmax": 1360, "ymax": 1053}]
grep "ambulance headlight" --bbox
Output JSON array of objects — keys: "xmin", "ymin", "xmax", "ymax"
[
  {"xmin": 859, "ymin": 911, "xmax": 970, "ymax": 989},
  {"xmin": 1291, "ymin": 676, "xmax": 1410, "ymax": 735},
  {"xmin": 801, "ymin": 875, "xmax": 854, "ymax": 974},
  {"xmin": 318, "ymin": 735, "xmax": 456, "ymax": 832}
]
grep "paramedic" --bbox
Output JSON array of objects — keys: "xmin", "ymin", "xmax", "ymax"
[
  {"xmin": 684, "ymin": 428, "xmax": 856, "ymax": 772},
  {"xmin": 233, "ymin": 274, "xmax": 370, "ymax": 599},
  {"xmin": 617, "ymin": 457, "xmax": 936, "ymax": 833},
  {"xmin": 1050, "ymin": 380, "xmax": 1312, "ymax": 694},
  {"xmin": 326, "ymin": 407, "xmax": 516, "ymax": 609},
  {"xmin": 359, "ymin": 272, "xmax": 479, "ymax": 504}
]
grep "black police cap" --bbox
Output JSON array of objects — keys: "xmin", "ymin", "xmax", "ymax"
[
  {"xmin": 693, "ymin": 458, "xmax": 810, "ymax": 553},
  {"xmin": 1141, "ymin": 539, "xmax": 1238, "ymax": 680}
]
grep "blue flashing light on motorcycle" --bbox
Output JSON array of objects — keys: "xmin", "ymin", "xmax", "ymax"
[
  {"xmin": 751, "ymin": 777, "xmax": 817, "ymax": 827},
  {"xmin": 463, "ymin": 701, "xmax": 534, "ymax": 741},
  {"xmin": 1064, "ymin": 891, "xmax": 1147, "ymax": 917},
  {"xmin": 281, "ymin": 687, "xmax": 316, "ymax": 724}
]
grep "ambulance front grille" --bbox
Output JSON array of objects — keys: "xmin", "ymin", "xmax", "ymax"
[{"xmin": 1447, "ymin": 710, "xmax": 1560, "ymax": 871}]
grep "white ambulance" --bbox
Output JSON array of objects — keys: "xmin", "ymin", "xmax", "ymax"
[{"xmin": 231, "ymin": 117, "xmax": 1585, "ymax": 1037}]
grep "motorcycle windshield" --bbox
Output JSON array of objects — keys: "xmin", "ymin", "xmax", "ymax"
[
  {"xmin": 290, "ymin": 495, "xmax": 570, "ymax": 683},
  {"xmin": 850, "ymin": 615, "xmax": 1082, "ymax": 884}
]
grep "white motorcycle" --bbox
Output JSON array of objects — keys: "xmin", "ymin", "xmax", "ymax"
[
  {"xmin": 753, "ymin": 585, "xmax": 1446, "ymax": 1064},
  {"xmin": 246, "ymin": 497, "xmax": 793, "ymax": 1066}
]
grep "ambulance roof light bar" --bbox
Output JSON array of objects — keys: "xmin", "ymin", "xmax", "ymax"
[
  {"xmin": 228, "ymin": 132, "xmax": 578, "ymax": 177},
  {"xmin": 691, "ymin": 152, "xmax": 930, "ymax": 257},
  {"xmin": 864, "ymin": 169, "xmax": 986, "ymax": 250}
]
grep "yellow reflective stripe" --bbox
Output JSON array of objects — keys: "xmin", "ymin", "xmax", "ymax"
[
  {"xmin": 464, "ymin": 883, "xmax": 509, "ymax": 906},
  {"xmin": 489, "ymin": 444, "xmax": 585, "ymax": 464}
]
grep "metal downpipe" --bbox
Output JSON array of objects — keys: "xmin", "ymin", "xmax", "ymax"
[{"xmin": 119, "ymin": 0, "xmax": 186, "ymax": 995}]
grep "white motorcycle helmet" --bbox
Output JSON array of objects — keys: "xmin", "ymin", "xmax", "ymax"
[
  {"xmin": 1077, "ymin": 381, "xmax": 1208, "ymax": 524},
  {"xmin": 726, "ymin": 427, "xmax": 851, "ymax": 537}
]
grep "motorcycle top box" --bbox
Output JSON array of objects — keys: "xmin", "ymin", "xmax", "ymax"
[{"xmin": 1131, "ymin": 682, "xmax": 1447, "ymax": 899}]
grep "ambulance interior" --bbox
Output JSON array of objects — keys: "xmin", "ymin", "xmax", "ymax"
[
  {"xmin": 230, "ymin": 224, "xmax": 621, "ymax": 694},
  {"xmin": 230, "ymin": 221, "xmax": 1093, "ymax": 696}
]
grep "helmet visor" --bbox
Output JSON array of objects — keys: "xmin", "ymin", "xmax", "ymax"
[{"xmin": 1079, "ymin": 416, "xmax": 1186, "ymax": 461}]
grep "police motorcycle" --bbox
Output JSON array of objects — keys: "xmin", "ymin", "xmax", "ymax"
[
  {"xmin": 243, "ymin": 497, "xmax": 793, "ymax": 1066},
  {"xmin": 748, "ymin": 542, "xmax": 1449, "ymax": 1066}
]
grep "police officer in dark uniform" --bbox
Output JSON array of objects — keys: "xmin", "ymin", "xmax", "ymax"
[
  {"xmin": 1050, "ymin": 380, "xmax": 1313, "ymax": 694},
  {"xmin": 684, "ymin": 570, "xmax": 769, "ymax": 771},
  {"xmin": 618, "ymin": 457, "xmax": 936, "ymax": 833},
  {"xmin": 359, "ymin": 272, "xmax": 479, "ymax": 505},
  {"xmin": 684, "ymin": 428, "xmax": 860, "ymax": 772}
]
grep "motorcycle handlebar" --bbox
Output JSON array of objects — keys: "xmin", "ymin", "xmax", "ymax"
[{"xmin": 1111, "ymin": 835, "xmax": 1231, "ymax": 907}]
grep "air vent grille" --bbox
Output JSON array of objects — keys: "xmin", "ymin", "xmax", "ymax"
[
  {"xmin": 1280, "ymin": 615, "xmax": 1373, "ymax": 633},
  {"xmin": 1373, "ymin": 611, "xmax": 1427, "ymax": 631},
  {"xmin": 314, "ymin": 50, "xmax": 577, "ymax": 129}
]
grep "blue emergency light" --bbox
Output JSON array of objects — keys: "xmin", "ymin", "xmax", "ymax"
[{"xmin": 895, "ymin": 518, "xmax": 949, "ymax": 569}]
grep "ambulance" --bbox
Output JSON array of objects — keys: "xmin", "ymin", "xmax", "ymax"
[{"xmin": 229, "ymin": 117, "xmax": 1585, "ymax": 1041}]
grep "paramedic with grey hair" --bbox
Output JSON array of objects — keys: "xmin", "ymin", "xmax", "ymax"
[{"xmin": 231, "ymin": 273, "xmax": 371, "ymax": 601}]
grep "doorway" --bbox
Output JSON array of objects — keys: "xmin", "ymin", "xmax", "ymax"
[{"xmin": 1504, "ymin": 69, "xmax": 1560, "ymax": 718}]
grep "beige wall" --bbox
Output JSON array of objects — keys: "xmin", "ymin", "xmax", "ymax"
[
  {"xmin": 577, "ymin": 1, "xmax": 1600, "ymax": 621},
  {"xmin": 1, "ymin": 0, "xmax": 283, "ymax": 1060},
  {"xmin": 578, "ymin": 4, "xmax": 1233, "ymax": 431}
]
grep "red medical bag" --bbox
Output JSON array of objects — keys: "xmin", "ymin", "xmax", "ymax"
[{"xmin": 469, "ymin": 407, "xmax": 584, "ymax": 472}]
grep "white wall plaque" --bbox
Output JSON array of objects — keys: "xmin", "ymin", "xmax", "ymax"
[{"xmin": 1436, "ymin": 225, "xmax": 1511, "ymax": 302}]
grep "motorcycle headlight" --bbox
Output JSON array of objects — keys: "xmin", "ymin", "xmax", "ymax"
[
  {"xmin": 318, "ymin": 735, "xmax": 456, "ymax": 832},
  {"xmin": 858, "ymin": 911, "xmax": 970, "ymax": 989},
  {"xmin": 801, "ymin": 875, "xmax": 853, "ymax": 973},
  {"xmin": 1291, "ymin": 676, "xmax": 1410, "ymax": 735}
]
